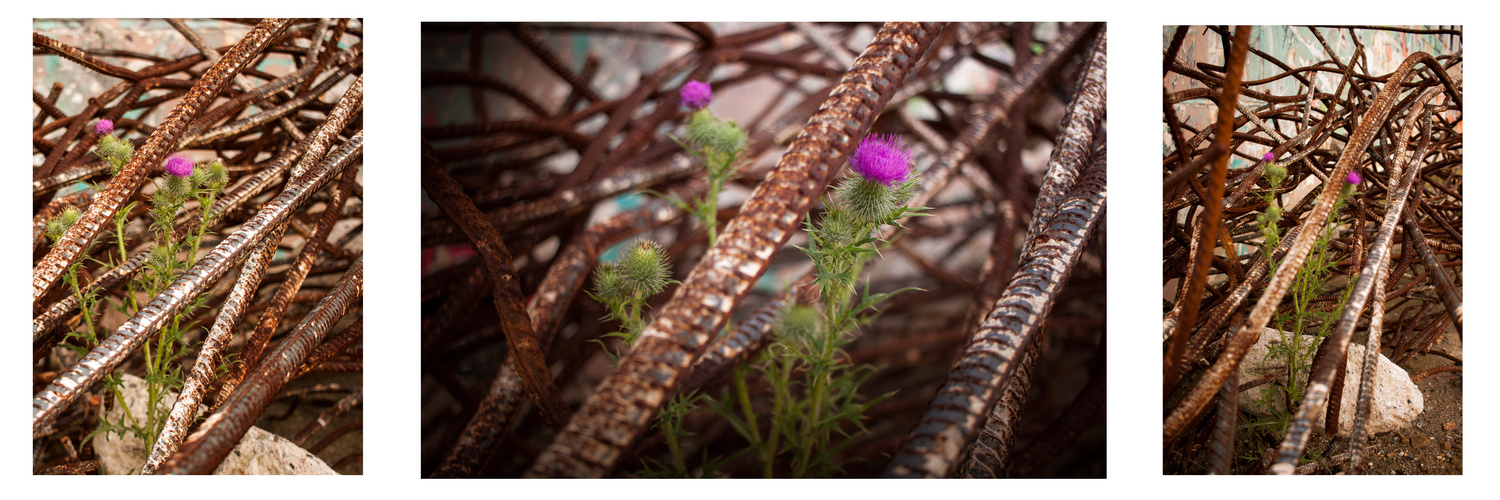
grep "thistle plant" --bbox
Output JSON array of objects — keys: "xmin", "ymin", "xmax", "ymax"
[
  {"xmin": 1253, "ymin": 152, "xmax": 1360, "ymax": 435},
  {"xmin": 92, "ymin": 119, "xmax": 134, "ymax": 176},
  {"xmin": 72, "ymin": 154, "xmax": 231, "ymax": 451},
  {"xmin": 666, "ymin": 80, "xmax": 747, "ymax": 245},
  {"xmin": 588, "ymin": 240, "xmax": 675, "ymax": 361},
  {"xmin": 712, "ymin": 133, "xmax": 927, "ymax": 477}
]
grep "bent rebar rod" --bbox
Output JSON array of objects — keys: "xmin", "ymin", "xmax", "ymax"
[
  {"xmin": 422, "ymin": 137, "xmax": 572, "ymax": 429},
  {"xmin": 884, "ymin": 145, "xmax": 1105, "ymax": 478},
  {"xmin": 32, "ymin": 18, "xmax": 292, "ymax": 307},
  {"xmin": 32, "ymin": 129, "xmax": 364, "ymax": 435},
  {"xmin": 524, "ymin": 22, "xmax": 945, "ymax": 478},
  {"xmin": 156, "ymin": 257, "xmax": 363, "ymax": 475}
]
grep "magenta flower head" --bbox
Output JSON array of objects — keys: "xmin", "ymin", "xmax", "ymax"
[
  {"xmin": 680, "ymin": 80, "xmax": 712, "ymax": 110},
  {"xmin": 1262, "ymin": 151, "xmax": 1276, "ymax": 162},
  {"xmin": 164, "ymin": 154, "xmax": 194, "ymax": 177},
  {"xmin": 95, "ymin": 119, "xmax": 114, "ymax": 135},
  {"xmin": 1347, "ymin": 170, "xmax": 1362, "ymax": 185},
  {"xmin": 850, "ymin": 134, "xmax": 911, "ymax": 187}
]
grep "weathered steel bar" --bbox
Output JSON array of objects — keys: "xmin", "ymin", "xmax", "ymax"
[
  {"xmin": 156, "ymin": 258, "xmax": 363, "ymax": 475},
  {"xmin": 884, "ymin": 144, "xmax": 1104, "ymax": 478},
  {"xmin": 421, "ymin": 137, "xmax": 572, "ymax": 429},
  {"xmin": 1163, "ymin": 26, "xmax": 1247, "ymax": 398}
]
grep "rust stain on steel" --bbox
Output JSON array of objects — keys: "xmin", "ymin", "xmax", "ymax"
[
  {"xmin": 32, "ymin": 129, "xmax": 363, "ymax": 436},
  {"xmin": 215, "ymin": 75, "xmax": 364, "ymax": 402},
  {"xmin": 1024, "ymin": 27, "xmax": 1107, "ymax": 249},
  {"xmin": 33, "ymin": 32, "xmax": 144, "ymax": 81},
  {"xmin": 156, "ymin": 258, "xmax": 363, "ymax": 475},
  {"xmin": 885, "ymin": 146, "xmax": 1105, "ymax": 478},
  {"xmin": 31, "ymin": 18, "xmax": 292, "ymax": 308},
  {"xmin": 421, "ymin": 137, "xmax": 572, "ymax": 429},
  {"xmin": 525, "ymin": 22, "xmax": 946, "ymax": 478}
]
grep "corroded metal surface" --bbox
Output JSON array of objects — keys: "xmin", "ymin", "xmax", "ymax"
[
  {"xmin": 422, "ymin": 137, "xmax": 572, "ymax": 429},
  {"xmin": 156, "ymin": 258, "xmax": 363, "ymax": 475},
  {"xmin": 884, "ymin": 145, "xmax": 1105, "ymax": 478}
]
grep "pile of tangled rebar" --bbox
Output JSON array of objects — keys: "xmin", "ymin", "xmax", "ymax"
[
  {"xmin": 1161, "ymin": 25, "xmax": 1462, "ymax": 475},
  {"xmin": 33, "ymin": 18, "xmax": 364, "ymax": 475},
  {"xmin": 422, "ymin": 22, "xmax": 1105, "ymax": 478}
]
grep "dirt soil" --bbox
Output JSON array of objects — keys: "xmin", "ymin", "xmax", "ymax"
[{"xmin": 1342, "ymin": 327, "xmax": 1462, "ymax": 474}]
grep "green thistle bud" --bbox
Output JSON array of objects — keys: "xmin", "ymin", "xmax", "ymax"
[
  {"xmin": 818, "ymin": 208, "xmax": 864, "ymax": 249},
  {"xmin": 96, "ymin": 135, "xmax": 134, "ymax": 174},
  {"xmin": 686, "ymin": 110, "xmax": 746, "ymax": 155},
  {"xmin": 1266, "ymin": 205, "xmax": 1281, "ymax": 223},
  {"xmin": 1264, "ymin": 162, "xmax": 1286, "ymax": 182},
  {"xmin": 150, "ymin": 244, "xmax": 174, "ymax": 271},
  {"xmin": 163, "ymin": 174, "xmax": 191, "ymax": 202},
  {"xmin": 619, "ymin": 240, "xmax": 671, "ymax": 297},
  {"xmin": 46, "ymin": 206, "xmax": 82, "ymax": 243},
  {"xmin": 593, "ymin": 263, "xmax": 629, "ymax": 302},
  {"xmin": 778, "ymin": 305, "xmax": 823, "ymax": 352},
  {"xmin": 204, "ymin": 160, "xmax": 229, "ymax": 189}
]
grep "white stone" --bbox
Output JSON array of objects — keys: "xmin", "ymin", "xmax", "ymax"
[
  {"xmin": 1237, "ymin": 328, "xmax": 1422, "ymax": 437},
  {"xmin": 94, "ymin": 373, "xmax": 336, "ymax": 475}
]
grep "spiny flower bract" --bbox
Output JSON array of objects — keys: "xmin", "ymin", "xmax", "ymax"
[
  {"xmin": 686, "ymin": 109, "xmax": 746, "ymax": 155},
  {"xmin": 96, "ymin": 135, "xmax": 134, "ymax": 167},
  {"xmin": 619, "ymin": 240, "xmax": 671, "ymax": 297}
]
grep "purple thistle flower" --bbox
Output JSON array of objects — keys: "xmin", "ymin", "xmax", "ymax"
[
  {"xmin": 1262, "ymin": 151, "xmax": 1276, "ymax": 162},
  {"xmin": 850, "ymin": 134, "xmax": 911, "ymax": 187},
  {"xmin": 680, "ymin": 80, "xmax": 712, "ymax": 110},
  {"xmin": 1347, "ymin": 170, "xmax": 1362, "ymax": 185},
  {"xmin": 164, "ymin": 154, "xmax": 194, "ymax": 177},
  {"xmin": 96, "ymin": 119, "xmax": 114, "ymax": 135}
]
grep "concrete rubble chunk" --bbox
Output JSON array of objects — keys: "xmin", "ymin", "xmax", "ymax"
[
  {"xmin": 1236, "ymin": 328, "xmax": 1423, "ymax": 437},
  {"xmin": 93, "ymin": 373, "xmax": 336, "ymax": 475}
]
